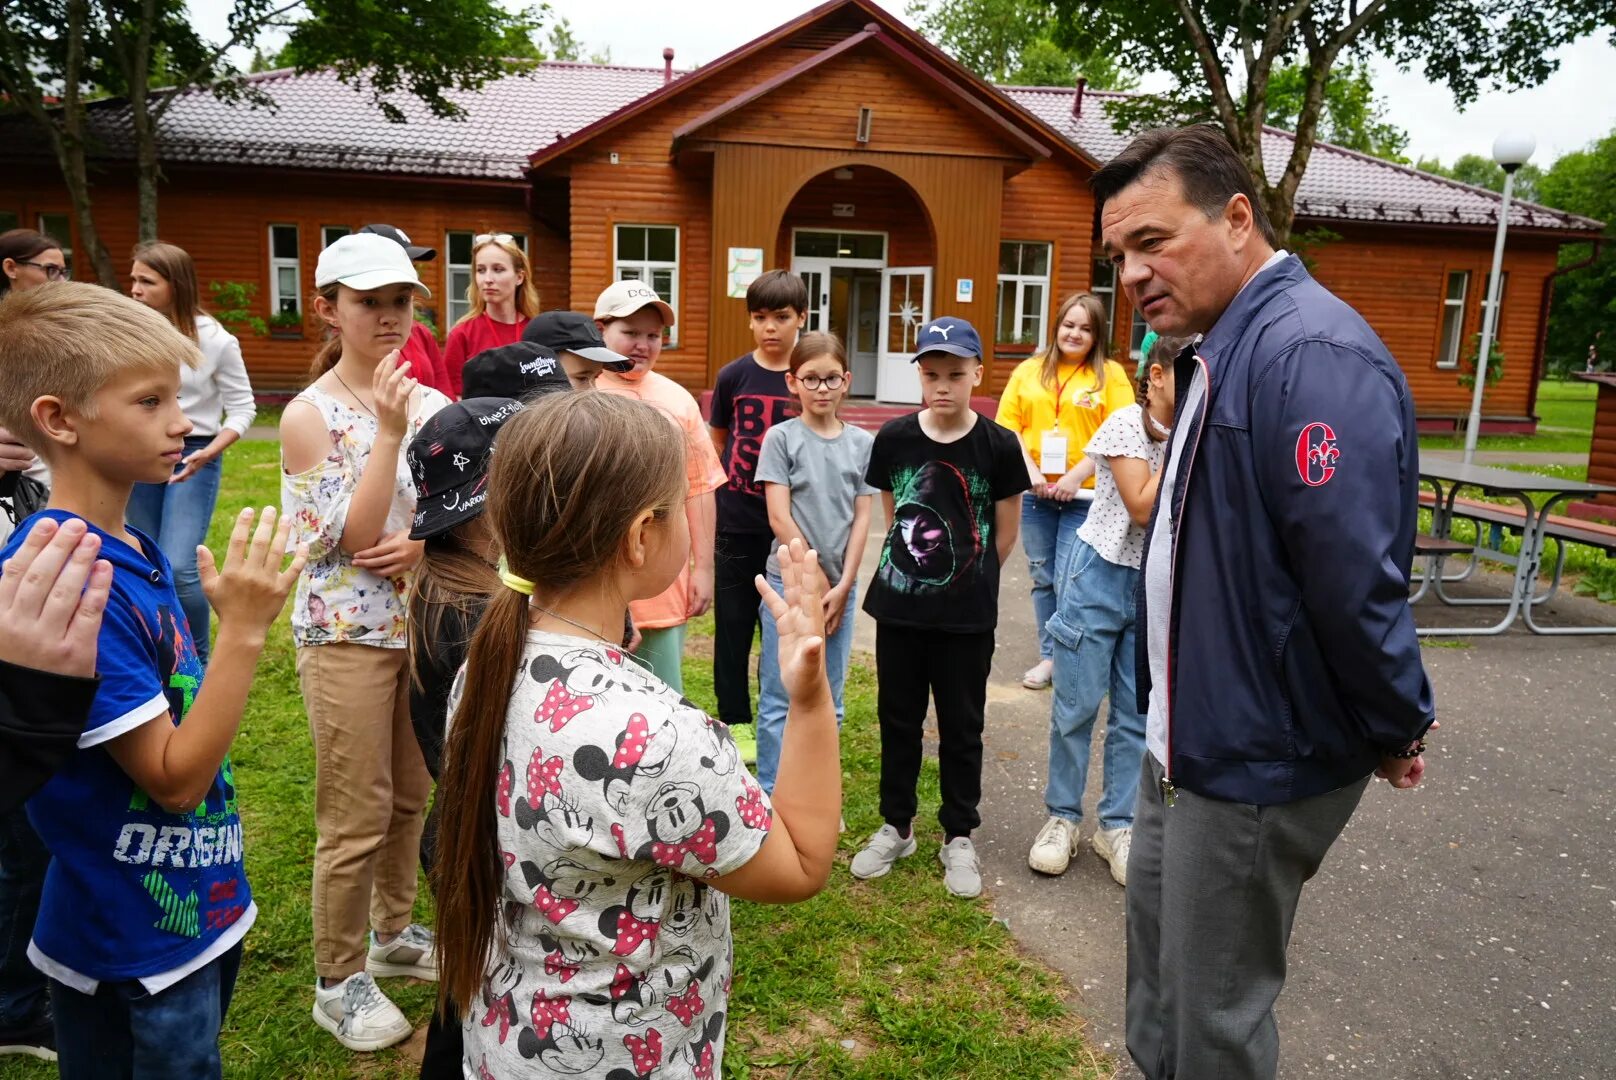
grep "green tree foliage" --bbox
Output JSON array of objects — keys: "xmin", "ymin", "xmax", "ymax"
[
  {"xmin": 1415, "ymin": 153, "xmax": 1545, "ymax": 203},
  {"xmin": 908, "ymin": 0, "xmax": 1139, "ymax": 89},
  {"xmin": 1048, "ymin": 0, "xmax": 1605, "ymax": 243},
  {"xmin": 1536, "ymin": 130, "xmax": 1616, "ymax": 374},
  {"xmin": 1266, "ymin": 61, "xmax": 1409, "ymax": 161}
]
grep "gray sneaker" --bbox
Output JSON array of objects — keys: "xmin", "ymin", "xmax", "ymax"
[
  {"xmin": 938, "ymin": 836, "xmax": 982, "ymax": 898},
  {"xmin": 366, "ymin": 923, "xmax": 437, "ymax": 980},
  {"xmin": 849, "ymin": 824, "xmax": 917, "ymax": 880},
  {"xmin": 312, "ymin": 972, "xmax": 412, "ymax": 1052}
]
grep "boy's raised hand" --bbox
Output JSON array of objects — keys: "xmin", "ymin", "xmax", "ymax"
[
  {"xmin": 198, "ymin": 507, "xmax": 307, "ymax": 637},
  {"xmin": 0, "ymin": 517, "xmax": 112, "ymax": 678},
  {"xmin": 757, "ymin": 539, "xmax": 830, "ymax": 705},
  {"xmin": 372, "ymin": 350, "xmax": 417, "ymax": 440}
]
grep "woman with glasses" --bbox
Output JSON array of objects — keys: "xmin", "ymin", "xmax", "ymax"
[
  {"xmin": 0, "ymin": 229, "xmax": 68, "ymax": 295},
  {"xmin": 440, "ymin": 232, "xmax": 539, "ymax": 398},
  {"xmin": 126, "ymin": 241, "xmax": 256, "ymax": 667}
]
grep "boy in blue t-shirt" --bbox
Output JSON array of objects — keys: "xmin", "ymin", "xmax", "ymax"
[
  {"xmin": 707, "ymin": 269, "xmax": 808, "ymax": 763},
  {"xmin": 0, "ymin": 283, "xmax": 305, "ymax": 1077}
]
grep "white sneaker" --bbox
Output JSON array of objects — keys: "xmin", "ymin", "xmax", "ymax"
[
  {"xmin": 367, "ymin": 922, "xmax": 437, "ymax": 980},
  {"xmin": 849, "ymin": 823, "xmax": 917, "ymax": 880},
  {"xmin": 1027, "ymin": 816, "xmax": 1081, "ymax": 876},
  {"xmin": 1093, "ymin": 826, "xmax": 1132, "ymax": 887},
  {"xmin": 938, "ymin": 836, "xmax": 982, "ymax": 898},
  {"xmin": 1022, "ymin": 659, "xmax": 1054, "ymax": 690},
  {"xmin": 313, "ymin": 972, "xmax": 413, "ymax": 1051}
]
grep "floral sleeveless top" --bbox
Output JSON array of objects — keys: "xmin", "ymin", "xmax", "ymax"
[{"xmin": 281, "ymin": 383, "xmax": 449, "ymax": 648}]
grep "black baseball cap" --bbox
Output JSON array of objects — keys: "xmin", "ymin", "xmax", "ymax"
[
  {"xmin": 359, "ymin": 223, "xmax": 437, "ymax": 262},
  {"xmin": 407, "ymin": 397, "xmax": 524, "ymax": 540},
  {"xmin": 523, "ymin": 310, "xmax": 632, "ymax": 371},
  {"xmin": 461, "ymin": 342, "xmax": 571, "ymax": 401}
]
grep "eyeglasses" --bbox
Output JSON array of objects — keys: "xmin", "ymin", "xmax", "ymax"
[
  {"xmin": 473, "ymin": 233, "xmax": 515, "ymax": 247},
  {"xmin": 797, "ymin": 373, "xmax": 846, "ymax": 391},
  {"xmin": 17, "ymin": 260, "xmax": 69, "ymax": 281}
]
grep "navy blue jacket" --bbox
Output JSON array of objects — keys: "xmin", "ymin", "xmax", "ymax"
[{"xmin": 1137, "ymin": 256, "xmax": 1435, "ymax": 805}]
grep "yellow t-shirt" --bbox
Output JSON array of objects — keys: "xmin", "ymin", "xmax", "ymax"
[{"xmin": 996, "ymin": 356, "xmax": 1135, "ymax": 483}]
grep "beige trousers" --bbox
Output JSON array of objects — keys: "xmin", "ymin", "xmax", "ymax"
[{"xmin": 296, "ymin": 642, "xmax": 432, "ymax": 981}]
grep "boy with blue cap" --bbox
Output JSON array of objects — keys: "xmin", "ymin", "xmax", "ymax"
[{"xmin": 851, "ymin": 316, "xmax": 1029, "ymax": 898}]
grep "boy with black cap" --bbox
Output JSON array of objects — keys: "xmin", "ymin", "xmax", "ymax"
[
  {"xmin": 523, "ymin": 310, "xmax": 633, "ymax": 391},
  {"xmin": 460, "ymin": 342, "xmax": 572, "ymax": 401},
  {"xmin": 359, "ymin": 224, "xmax": 450, "ymax": 396},
  {"xmin": 852, "ymin": 316, "xmax": 1028, "ymax": 899}
]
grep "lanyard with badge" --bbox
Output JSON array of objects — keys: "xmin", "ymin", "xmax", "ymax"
[{"xmin": 1039, "ymin": 370, "xmax": 1080, "ymax": 475}]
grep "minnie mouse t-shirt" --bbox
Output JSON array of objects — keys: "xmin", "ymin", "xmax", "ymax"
[{"xmin": 451, "ymin": 631, "xmax": 772, "ymax": 1080}]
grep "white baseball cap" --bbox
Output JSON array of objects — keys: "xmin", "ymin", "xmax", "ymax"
[
  {"xmin": 315, "ymin": 233, "xmax": 432, "ymax": 297},
  {"xmin": 594, "ymin": 279, "xmax": 675, "ymax": 326}
]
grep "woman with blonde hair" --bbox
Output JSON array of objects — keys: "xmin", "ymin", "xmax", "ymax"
[
  {"xmin": 127, "ymin": 240, "xmax": 256, "ymax": 666},
  {"xmin": 995, "ymin": 291, "xmax": 1133, "ymax": 690},
  {"xmin": 441, "ymin": 233, "xmax": 540, "ymax": 397}
]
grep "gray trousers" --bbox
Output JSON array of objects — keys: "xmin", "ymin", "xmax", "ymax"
[{"xmin": 1126, "ymin": 754, "xmax": 1369, "ymax": 1079}]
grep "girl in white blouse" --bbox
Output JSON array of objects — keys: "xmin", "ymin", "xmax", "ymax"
[
  {"xmin": 127, "ymin": 241, "xmax": 256, "ymax": 665},
  {"xmin": 1026, "ymin": 335, "xmax": 1183, "ymax": 888}
]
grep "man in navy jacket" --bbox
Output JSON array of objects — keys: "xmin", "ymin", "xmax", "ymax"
[{"xmin": 1094, "ymin": 125, "xmax": 1435, "ymax": 1079}]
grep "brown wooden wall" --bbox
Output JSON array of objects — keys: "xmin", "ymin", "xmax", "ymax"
[
  {"xmin": 774, "ymin": 166, "xmax": 935, "ymax": 268},
  {"xmin": 1588, "ymin": 378, "xmax": 1616, "ymax": 506},
  {"xmin": 0, "ymin": 168, "xmax": 542, "ymax": 392}
]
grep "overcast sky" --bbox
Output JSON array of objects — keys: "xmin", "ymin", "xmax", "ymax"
[{"xmin": 194, "ymin": 0, "xmax": 1615, "ymax": 167}]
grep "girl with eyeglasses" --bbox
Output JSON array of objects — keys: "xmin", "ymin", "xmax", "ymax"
[
  {"xmin": 441, "ymin": 233, "xmax": 540, "ymax": 398},
  {"xmin": 752, "ymin": 331, "xmax": 876, "ymax": 794},
  {"xmin": 0, "ymin": 229, "xmax": 68, "ymax": 296}
]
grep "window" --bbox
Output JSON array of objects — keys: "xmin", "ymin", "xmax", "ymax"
[
  {"xmin": 1130, "ymin": 309, "xmax": 1151, "ymax": 361},
  {"xmin": 1435, "ymin": 270, "xmax": 1469, "ymax": 369},
  {"xmin": 1091, "ymin": 259, "xmax": 1118, "ymax": 339},
  {"xmin": 268, "ymin": 224, "xmax": 300, "ymax": 315},
  {"xmin": 0, "ymin": 211, "xmax": 17, "ymax": 233},
  {"xmin": 322, "ymin": 225, "xmax": 351, "ymax": 248},
  {"xmin": 792, "ymin": 230, "xmax": 885, "ymax": 261},
  {"xmin": 38, "ymin": 213, "xmax": 72, "ymax": 278},
  {"xmin": 995, "ymin": 241, "xmax": 1051, "ymax": 346},
  {"xmin": 615, "ymin": 225, "xmax": 680, "ymax": 346},
  {"xmin": 1477, "ymin": 269, "xmax": 1509, "ymax": 342}
]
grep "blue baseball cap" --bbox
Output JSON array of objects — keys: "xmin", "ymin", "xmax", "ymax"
[{"xmin": 913, "ymin": 317, "xmax": 983, "ymax": 362}]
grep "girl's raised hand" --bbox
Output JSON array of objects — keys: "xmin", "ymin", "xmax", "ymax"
[
  {"xmin": 757, "ymin": 539, "xmax": 831, "ymax": 706},
  {"xmin": 198, "ymin": 507, "xmax": 307, "ymax": 636},
  {"xmin": 372, "ymin": 350, "xmax": 417, "ymax": 439}
]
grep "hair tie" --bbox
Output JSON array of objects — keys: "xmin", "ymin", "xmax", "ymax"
[{"xmin": 496, "ymin": 556, "xmax": 535, "ymax": 596}]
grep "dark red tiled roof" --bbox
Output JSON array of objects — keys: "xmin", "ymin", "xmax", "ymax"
[{"xmin": 4, "ymin": 60, "xmax": 1600, "ymax": 234}]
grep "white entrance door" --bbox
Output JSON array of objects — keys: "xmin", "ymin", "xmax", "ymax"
[
  {"xmin": 793, "ymin": 259, "xmax": 834, "ymax": 333},
  {"xmin": 876, "ymin": 266, "xmax": 933, "ymax": 404}
]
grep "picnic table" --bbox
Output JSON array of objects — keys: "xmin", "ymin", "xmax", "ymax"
[{"xmin": 1411, "ymin": 459, "xmax": 1616, "ymax": 636}]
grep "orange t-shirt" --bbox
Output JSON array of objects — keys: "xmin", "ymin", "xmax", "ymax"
[{"xmin": 596, "ymin": 370, "xmax": 726, "ymax": 629}]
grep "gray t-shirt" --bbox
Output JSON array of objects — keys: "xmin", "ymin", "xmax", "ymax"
[
  {"xmin": 755, "ymin": 417, "xmax": 877, "ymax": 583},
  {"xmin": 1144, "ymin": 363, "xmax": 1206, "ymax": 768}
]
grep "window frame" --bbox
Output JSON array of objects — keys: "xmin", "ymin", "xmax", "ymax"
[
  {"xmin": 321, "ymin": 225, "xmax": 352, "ymax": 249},
  {"xmin": 789, "ymin": 228, "xmax": 889, "ymax": 267},
  {"xmin": 613, "ymin": 224, "xmax": 681, "ymax": 348},
  {"xmin": 1090, "ymin": 258, "xmax": 1118, "ymax": 346},
  {"xmin": 1435, "ymin": 268, "xmax": 1470, "ymax": 370},
  {"xmin": 995, "ymin": 240, "xmax": 1052, "ymax": 348},
  {"xmin": 268, "ymin": 223, "xmax": 301, "ymax": 316},
  {"xmin": 1477, "ymin": 268, "xmax": 1509, "ymax": 345},
  {"xmin": 37, "ymin": 212, "xmax": 73, "ymax": 279}
]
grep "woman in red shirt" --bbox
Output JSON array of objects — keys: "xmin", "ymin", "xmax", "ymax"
[{"xmin": 441, "ymin": 233, "xmax": 540, "ymax": 397}]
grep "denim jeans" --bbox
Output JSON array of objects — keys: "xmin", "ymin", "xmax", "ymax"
[
  {"xmin": 755, "ymin": 573, "xmax": 857, "ymax": 793},
  {"xmin": 0, "ymin": 806, "xmax": 49, "ymax": 1029},
  {"xmin": 1044, "ymin": 537, "xmax": 1145, "ymax": 830},
  {"xmin": 51, "ymin": 941, "xmax": 242, "ymax": 1080},
  {"xmin": 1021, "ymin": 494, "xmax": 1088, "ymax": 660},
  {"xmin": 127, "ymin": 435, "xmax": 223, "ymax": 665}
]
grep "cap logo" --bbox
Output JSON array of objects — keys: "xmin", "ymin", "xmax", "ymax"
[
  {"xmin": 929, "ymin": 323, "xmax": 955, "ymax": 340},
  {"xmin": 451, "ymin": 451, "xmax": 469, "ymax": 472},
  {"xmin": 520, "ymin": 356, "xmax": 557, "ymax": 377},
  {"xmin": 396, "ymin": 228, "xmax": 413, "ymax": 243},
  {"xmin": 623, "ymin": 285, "xmax": 657, "ymax": 301}
]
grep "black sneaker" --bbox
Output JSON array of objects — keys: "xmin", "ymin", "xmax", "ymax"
[{"xmin": 0, "ymin": 1017, "xmax": 56, "ymax": 1061}]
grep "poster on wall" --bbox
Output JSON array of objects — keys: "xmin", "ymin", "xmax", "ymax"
[{"xmin": 727, "ymin": 247, "xmax": 765, "ymax": 298}]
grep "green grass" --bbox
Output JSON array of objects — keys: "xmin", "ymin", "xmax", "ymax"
[
  {"xmin": 1417, "ymin": 379, "xmax": 1596, "ymax": 454},
  {"xmin": 1532, "ymin": 379, "xmax": 1597, "ymax": 433},
  {"xmin": 0, "ymin": 439, "xmax": 1105, "ymax": 1080}
]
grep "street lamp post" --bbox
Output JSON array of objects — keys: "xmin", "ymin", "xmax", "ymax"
[{"xmin": 1463, "ymin": 131, "xmax": 1536, "ymax": 464}]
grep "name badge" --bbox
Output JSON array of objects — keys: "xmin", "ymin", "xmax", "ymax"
[{"xmin": 1039, "ymin": 431, "xmax": 1068, "ymax": 476}]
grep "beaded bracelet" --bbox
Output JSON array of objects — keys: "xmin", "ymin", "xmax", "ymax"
[{"xmin": 1385, "ymin": 739, "xmax": 1426, "ymax": 760}]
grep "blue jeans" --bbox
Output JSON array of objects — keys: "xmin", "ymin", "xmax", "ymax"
[
  {"xmin": 51, "ymin": 941, "xmax": 242, "ymax": 1080},
  {"xmin": 1044, "ymin": 538, "xmax": 1145, "ymax": 830},
  {"xmin": 755, "ymin": 573, "xmax": 857, "ymax": 793},
  {"xmin": 127, "ymin": 435, "xmax": 223, "ymax": 665},
  {"xmin": 1022, "ymin": 494, "xmax": 1088, "ymax": 660},
  {"xmin": 0, "ymin": 807, "xmax": 49, "ymax": 1029}
]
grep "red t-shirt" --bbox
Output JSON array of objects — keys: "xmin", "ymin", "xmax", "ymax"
[
  {"xmin": 442, "ymin": 313, "xmax": 526, "ymax": 398},
  {"xmin": 401, "ymin": 323, "xmax": 449, "ymax": 395}
]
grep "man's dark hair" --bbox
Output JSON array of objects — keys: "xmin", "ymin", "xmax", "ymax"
[
  {"xmin": 746, "ymin": 269, "xmax": 809, "ymax": 314},
  {"xmin": 1090, "ymin": 125, "xmax": 1278, "ymax": 247}
]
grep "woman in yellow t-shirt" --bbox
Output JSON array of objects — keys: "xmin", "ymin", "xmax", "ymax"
[{"xmin": 996, "ymin": 291, "xmax": 1134, "ymax": 689}]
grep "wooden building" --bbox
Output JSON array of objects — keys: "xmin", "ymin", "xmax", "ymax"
[{"xmin": 0, "ymin": 0, "xmax": 1602, "ymax": 426}]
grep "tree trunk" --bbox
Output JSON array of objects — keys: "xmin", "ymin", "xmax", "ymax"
[
  {"xmin": 128, "ymin": 0, "xmax": 160, "ymax": 242},
  {"xmin": 62, "ymin": 0, "xmax": 119, "ymax": 287}
]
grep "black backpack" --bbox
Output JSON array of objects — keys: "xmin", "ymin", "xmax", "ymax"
[{"xmin": 0, "ymin": 469, "xmax": 49, "ymax": 527}]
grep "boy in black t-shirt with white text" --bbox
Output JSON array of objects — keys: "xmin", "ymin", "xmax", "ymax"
[
  {"xmin": 707, "ymin": 270, "xmax": 808, "ymax": 764},
  {"xmin": 852, "ymin": 316, "xmax": 1028, "ymax": 899}
]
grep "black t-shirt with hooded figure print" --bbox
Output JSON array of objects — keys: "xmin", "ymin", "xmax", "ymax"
[{"xmin": 862, "ymin": 412, "xmax": 1028, "ymax": 633}]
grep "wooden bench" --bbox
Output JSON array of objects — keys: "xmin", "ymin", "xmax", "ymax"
[{"xmin": 1414, "ymin": 535, "xmax": 1473, "ymax": 556}]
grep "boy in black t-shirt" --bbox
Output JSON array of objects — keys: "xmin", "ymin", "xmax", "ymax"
[
  {"xmin": 707, "ymin": 270, "xmax": 807, "ymax": 764},
  {"xmin": 853, "ymin": 316, "xmax": 1028, "ymax": 899}
]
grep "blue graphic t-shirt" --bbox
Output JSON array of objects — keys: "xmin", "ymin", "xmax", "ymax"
[
  {"xmin": 1, "ymin": 511, "xmax": 252, "ymax": 988},
  {"xmin": 862, "ymin": 413, "xmax": 1029, "ymax": 633}
]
